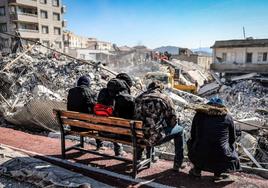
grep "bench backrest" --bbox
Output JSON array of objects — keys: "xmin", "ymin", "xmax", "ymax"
[{"xmin": 53, "ymin": 109, "xmax": 144, "ymax": 138}]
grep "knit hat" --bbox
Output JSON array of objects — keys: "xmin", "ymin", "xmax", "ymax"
[
  {"xmin": 207, "ymin": 97, "xmax": 224, "ymax": 106},
  {"xmin": 77, "ymin": 75, "xmax": 90, "ymax": 87},
  {"xmin": 116, "ymin": 73, "xmax": 133, "ymax": 88},
  {"xmin": 147, "ymin": 80, "xmax": 164, "ymax": 91}
]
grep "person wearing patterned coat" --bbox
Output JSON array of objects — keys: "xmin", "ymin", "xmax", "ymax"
[{"xmin": 135, "ymin": 81, "xmax": 184, "ymax": 171}]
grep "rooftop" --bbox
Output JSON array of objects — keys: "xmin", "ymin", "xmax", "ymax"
[{"xmin": 211, "ymin": 38, "xmax": 268, "ymax": 48}]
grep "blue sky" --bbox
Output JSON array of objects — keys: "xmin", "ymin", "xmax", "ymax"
[{"xmin": 63, "ymin": 0, "xmax": 268, "ymax": 49}]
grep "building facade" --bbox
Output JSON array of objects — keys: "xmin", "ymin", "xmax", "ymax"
[
  {"xmin": 87, "ymin": 39, "xmax": 114, "ymax": 51},
  {"xmin": 63, "ymin": 30, "xmax": 88, "ymax": 50},
  {"xmin": 0, "ymin": 0, "xmax": 66, "ymax": 52},
  {"xmin": 211, "ymin": 39, "xmax": 268, "ymax": 73},
  {"xmin": 68, "ymin": 48, "xmax": 114, "ymax": 64},
  {"xmin": 172, "ymin": 48, "xmax": 212, "ymax": 70}
]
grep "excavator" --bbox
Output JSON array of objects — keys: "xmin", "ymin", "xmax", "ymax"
[{"xmin": 145, "ymin": 54, "xmax": 197, "ymax": 93}]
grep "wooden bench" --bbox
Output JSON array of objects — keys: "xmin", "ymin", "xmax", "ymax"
[{"xmin": 53, "ymin": 109, "xmax": 154, "ymax": 178}]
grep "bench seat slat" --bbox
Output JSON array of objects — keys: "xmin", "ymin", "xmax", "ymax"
[
  {"xmin": 67, "ymin": 131, "xmax": 147, "ymax": 148},
  {"xmin": 62, "ymin": 119, "xmax": 144, "ymax": 138},
  {"xmin": 58, "ymin": 110, "xmax": 143, "ymax": 129}
]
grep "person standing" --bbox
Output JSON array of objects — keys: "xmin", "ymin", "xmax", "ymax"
[{"xmin": 12, "ymin": 31, "xmax": 24, "ymax": 53}]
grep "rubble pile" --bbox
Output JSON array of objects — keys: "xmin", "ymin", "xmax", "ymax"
[
  {"xmin": 0, "ymin": 50, "xmax": 113, "ymax": 131},
  {"xmin": 208, "ymin": 80, "xmax": 268, "ymax": 120},
  {"xmin": 0, "ymin": 51, "xmax": 109, "ymax": 114}
]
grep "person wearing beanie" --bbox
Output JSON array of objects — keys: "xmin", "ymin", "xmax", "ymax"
[
  {"xmin": 67, "ymin": 75, "xmax": 95, "ymax": 131},
  {"xmin": 187, "ymin": 97, "xmax": 241, "ymax": 181},
  {"xmin": 94, "ymin": 73, "xmax": 134, "ymax": 156},
  {"xmin": 116, "ymin": 73, "xmax": 133, "ymax": 88}
]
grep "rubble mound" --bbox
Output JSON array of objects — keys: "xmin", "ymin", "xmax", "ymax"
[
  {"xmin": 0, "ymin": 51, "xmax": 110, "ymax": 130},
  {"xmin": 213, "ymin": 80, "xmax": 268, "ymax": 120}
]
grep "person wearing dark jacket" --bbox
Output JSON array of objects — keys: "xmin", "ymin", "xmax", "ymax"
[
  {"xmin": 95, "ymin": 73, "xmax": 134, "ymax": 156},
  {"xmin": 67, "ymin": 75, "xmax": 95, "ymax": 131},
  {"xmin": 188, "ymin": 97, "xmax": 241, "ymax": 180}
]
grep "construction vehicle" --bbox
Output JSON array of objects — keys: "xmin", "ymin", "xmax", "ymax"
[
  {"xmin": 144, "ymin": 70, "xmax": 197, "ymax": 94},
  {"xmin": 145, "ymin": 56, "xmax": 198, "ymax": 93}
]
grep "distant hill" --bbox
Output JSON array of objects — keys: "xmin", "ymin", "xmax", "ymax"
[
  {"xmin": 153, "ymin": 46, "xmax": 181, "ymax": 55},
  {"xmin": 191, "ymin": 47, "xmax": 212, "ymax": 55},
  {"xmin": 154, "ymin": 46, "xmax": 212, "ymax": 56}
]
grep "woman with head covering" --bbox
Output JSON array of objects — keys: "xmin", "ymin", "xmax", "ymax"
[{"xmin": 187, "ymin": 97, "xmax": 241, "ymax": 181}]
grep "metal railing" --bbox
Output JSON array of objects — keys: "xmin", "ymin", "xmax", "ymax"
[
  {"xmin": 17, "ymin": 12, "xmax": 38, "ymax": 17},
  {"xmin": 18, "ymin": 28, "xmax": 39, "ymax": 33}
]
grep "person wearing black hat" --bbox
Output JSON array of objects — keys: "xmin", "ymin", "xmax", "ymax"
[
  {"xmin": 187, "ymin": 97, "xmax": 241, "ymax": 181},
  {"xmin": 95, "ymin": 73, "xmax": 134, "ymax": 156},
  {"xmin": 67, "ymin": 75, "xmax": 95, "ymax": 132}
]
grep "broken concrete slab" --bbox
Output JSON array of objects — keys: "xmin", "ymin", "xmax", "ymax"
[
  {"xmin": 0, "ymin": 145, "xmax": 112, "ymax": 188},
  {"xmin": 230, "ymin": 73, "xmax": 258, "ymax": 82},
  {"xmin": 235, "ymin": 117, "xmax": 265, "ymax": 132},
  {"xmin": 198, "ymin": 81, "xmax": 220, "ymax": 96}
]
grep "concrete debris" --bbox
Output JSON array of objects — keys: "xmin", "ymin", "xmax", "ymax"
[
  {"xmin": 0, "ymin": 145, "xmax": 111, "ymax": 188},
  {"xmin": 205, "ymin": 80, "xmax": 268, "ymax": 120},
  {"xmin": 255, "ymin": 136, "xmax": 268, "ymax": 169},
  {"xmin": 238, "ymin": 131, "xmax": 258, "ymax": 157},
  {"xmin": 236, "ymin": 117, "xmax": 265, "ymax": 132},
  {"xmin": 230, "ymin": 73, "xmax": 258, "ymax": 82},
  {"xmin": 198, "ymin": 81, "xmax": 220, "ymax": 96},
  {"xmin": 0, "ymin": 51, "xmax": 112, "ymax": 130}
]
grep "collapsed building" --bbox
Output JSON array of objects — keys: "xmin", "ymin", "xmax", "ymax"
[{"xmin": 0, "ymin": 42, "xmax": 267, "ymax": 170}]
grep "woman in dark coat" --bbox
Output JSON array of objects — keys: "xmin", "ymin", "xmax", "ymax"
[{"xmin": 188, "ymin": 97, "xmax": 241, "ymax": 180}]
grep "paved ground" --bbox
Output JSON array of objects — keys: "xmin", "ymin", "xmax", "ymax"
[{"xmin": 0, "ymin": 126, "xmax": 267, "ymax": 188}]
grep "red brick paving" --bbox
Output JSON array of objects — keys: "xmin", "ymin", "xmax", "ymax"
[{"xmin": 0, "ymin": 126, "xmax": 267, "ymax": 188}]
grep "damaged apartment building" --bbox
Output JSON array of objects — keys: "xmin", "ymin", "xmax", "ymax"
[
  {"xmin": 211, "ymin": 38, "xmax": 268, "ymax": 77},
  {"xmin": 64, "ymin": 31, "xmax": 115, "ymax": 63},
  {"xmin": 0, "ymin": 0, "xmax": 66, "ymax": 52},
  {"xmin": 172, "ymin": 48, "xmax": 213, "ymax": 70}
]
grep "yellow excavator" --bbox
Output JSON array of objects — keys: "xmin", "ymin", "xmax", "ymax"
[
  {"xmin": 144, "ymin": 69, "xmax": 197, "ymax": 94},
  {"xmin": 144, "ymin": 57, "xmax": 197, "ymax": 93}
]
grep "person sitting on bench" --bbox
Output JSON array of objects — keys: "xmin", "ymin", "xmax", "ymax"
[
  {"xmin": 135, "ymin": 81, "xmax": 185, "ymax": 171},
  {"xmin": 94, "ymin": 73, "xmax": 134, "ymax": 156},
  {"xmin": 67, "ymin": 75, "xmax": 95, "ymax": 132}
]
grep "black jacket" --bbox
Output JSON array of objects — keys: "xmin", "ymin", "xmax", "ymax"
[
  {"xmin": 114, "ymin": 91, "xmax": 135, "ymax": 119},
  {"xmin": 188, "ymin": 104, "xmax": 241, "ymax": 173},
  {"xmin": 67, "ymin": 85, "xmax": 95, "ymax": 114},
  {"xmin": 97, "ymin": 79, "xmax": 134, "ymax": 119}
]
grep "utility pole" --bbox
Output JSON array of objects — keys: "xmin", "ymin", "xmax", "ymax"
[{"xmin": 243, "ymin": 26, "xmax": 246, "ymax": 39}]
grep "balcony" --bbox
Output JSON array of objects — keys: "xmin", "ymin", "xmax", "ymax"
[
  {"xmin": 9, "ymin": 0, "xmax": 37, "ymax": 7},
  {"xmin": 210, "ymin": 63, "xmax": 268, "ymax": 74},
  {"xmin": 10, "ymin": 12, "xmax": 38, "ymax": 23},
  {"xmin": 62, "ymin": 19, "xmax": 67, "ymax": 27},
  {"xmin": 18, "ymin": 28, "xmax": 39, "ymax": 38},
  {"xmin": 61, "ymin": 5, "xmax": 66, "ymax": 13}
]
